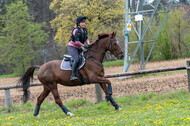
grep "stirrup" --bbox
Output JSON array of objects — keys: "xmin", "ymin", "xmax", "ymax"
[{"xmin": 70, "ymin": 76, "xmax": 78, "ymax": 80}]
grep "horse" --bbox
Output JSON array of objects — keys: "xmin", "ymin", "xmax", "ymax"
[{"xmin": 18, "ymin": 32, "xmax": 124, "ymax": 117}]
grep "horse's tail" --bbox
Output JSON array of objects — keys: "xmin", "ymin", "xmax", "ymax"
[{"xmin": 18, "ymin": 65, "xmax": 40, "ymax": 103}]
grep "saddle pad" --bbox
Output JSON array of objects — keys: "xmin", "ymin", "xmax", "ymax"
[{"xmin": 60, "ymin": 57, "xmax": 85, "ymax": 70}]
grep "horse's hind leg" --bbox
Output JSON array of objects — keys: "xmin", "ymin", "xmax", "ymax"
[
  {"xmin": 47, "ymin": 83, "xmax": 74, "ymax": 116},
  {"xmin": 99, "ymin": 83, "xmax": 122, "ymax": 110},
  {"xmin": 34, "ymin": 85, "xmax": 50, "ymax": 117}
]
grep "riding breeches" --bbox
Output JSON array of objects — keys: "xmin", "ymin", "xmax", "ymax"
[{"xmin": 67, "ymin": 45, "xmax": 83, "ymax": 64}]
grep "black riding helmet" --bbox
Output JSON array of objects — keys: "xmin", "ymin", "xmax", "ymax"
[{"xmin": 76, "ymin": 16, "xmax": 87, "ymax": 23}]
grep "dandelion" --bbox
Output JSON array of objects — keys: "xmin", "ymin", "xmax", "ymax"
[
  {"xmin": 186, "ymin": 117, "xmax": 190, "ymax": 120},
  {"xmin": 153, "ymin": 120, "xmax": 162, "ymax": 124},
  {"xmin": 90, "ymin": 119, "xmax": 94, "ymax": 123},
  {"xmin": 20, "ymin": 114, "xmax": 24, "ymax": 116},
  {"xmin": 8, "ymin": 116, "xmax": 14, "ymax": 120}
]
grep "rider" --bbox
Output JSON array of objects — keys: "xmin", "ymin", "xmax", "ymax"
[{"xmin": 68, "ymin": 16, "xmax": 90, "ymax": 80}]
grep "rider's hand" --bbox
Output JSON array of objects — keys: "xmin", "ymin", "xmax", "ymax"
[
  {"xmin": 80, "ymin": 43, "xmax": 85, "ymax": 47},
  {"xmin": 84, "ymin": 45, "xmax": 90, "ymax": 49}
]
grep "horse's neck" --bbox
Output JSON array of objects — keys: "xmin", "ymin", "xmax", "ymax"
[{"xmin": 89, "ymin": 38, "xmax": 108, "ymax": 62}]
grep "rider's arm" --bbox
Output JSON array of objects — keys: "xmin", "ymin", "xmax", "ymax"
[{"xmin": 85, "ymin": 39, "xmax": 90, "ymax": 45}]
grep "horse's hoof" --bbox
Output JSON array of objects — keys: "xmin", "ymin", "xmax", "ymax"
[
  {"xmin": 67, "ymin": 112, "xmax": 75, "ymax": 117},
  {"xmin": 34, "ymin": 115, "xmax": 41, "ymax": 118},
  {"xmin": 118, "ymin": 107, "xmax": 122, "ymax": 111},
  {"xmin": 115, "ymin": 105, "xmax": 122, "ymax": 111}
]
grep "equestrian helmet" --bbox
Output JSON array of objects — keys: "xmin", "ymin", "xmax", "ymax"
[{"xmin": 76, "ymin": 16, "xmax": 86, "ymax": 23}]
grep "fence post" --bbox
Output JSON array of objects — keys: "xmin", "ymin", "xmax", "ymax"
[
  {"xmin": 5, "ymin": 89, "xmax": 11, "ymax": 110},
  {"xmin": 95, "ymin": 84, "xmax": 103, "ymax": 103},
  {"xmin": 186, "ymin": 61, "xmax": 190, "ymax": 92}
]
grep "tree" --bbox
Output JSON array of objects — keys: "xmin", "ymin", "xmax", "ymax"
[
  {"xmin": 166, "ymin": 7, "xmax": 189, "ymax": 58},
  {"xmin": 49, "ymin": 0, "xmax": 124, "ymax": 45},
  {"xmin": 0, "ymin": 1, "xmax": 48, "ymax": 74},
  {"xmin": 155, "ymin": 7, "xmax": 190, "ymax": 60}
]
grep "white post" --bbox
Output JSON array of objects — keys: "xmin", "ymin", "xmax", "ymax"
[
  {"xmin": 123, "ymin": 0, "xmax": 129, "ymax": 72},
  {"xmin": 186, "ymin": 61, "xmax": 190, "ymax": 92},
  {"xmin": 95, "ymin": 84, "xmax": 103, "ymax": 103},
  {"xmin": 5, "ymin": 89, "xmax": 11, "ymax": 110}
]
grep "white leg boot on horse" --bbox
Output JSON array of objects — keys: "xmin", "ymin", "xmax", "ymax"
[{"xmin": 50, "ymin": 84, "xmax": 75, "ymax": 117}]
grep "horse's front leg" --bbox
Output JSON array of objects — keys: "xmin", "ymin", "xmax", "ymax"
[
  {"xmin": 93, "ymin": 77, "xmax": 122, "ymax": 110},
  {"xmin": 100, "ymin": 83, "xmax": 122, "ymax": 110}
]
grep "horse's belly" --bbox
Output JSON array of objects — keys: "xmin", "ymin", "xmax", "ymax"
[{"xmin": 58, "ymin": 81, "xmax": 84, "ymax": 86}]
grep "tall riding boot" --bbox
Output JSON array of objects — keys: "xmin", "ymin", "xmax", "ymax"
[{"xmin": 70, "ymin": 61, "xmax": 78, "ymax": 80}]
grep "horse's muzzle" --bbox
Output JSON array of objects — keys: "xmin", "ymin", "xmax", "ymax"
[{"xmin": 117, "ymin": 52, "xmax": 124, "ymax": 60}]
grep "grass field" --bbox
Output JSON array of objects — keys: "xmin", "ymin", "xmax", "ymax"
[{"xmin": 1, "ymin": 90, "xmax": 190, "ymax": 126}]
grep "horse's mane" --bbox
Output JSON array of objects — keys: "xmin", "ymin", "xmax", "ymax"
[
  {"xmin": 98, "ymin": 33, "xmax": 109, "ymax": 40},
  {"xmin": 91, "ymin": 33, "xmax": 109, "ymax": 46}
]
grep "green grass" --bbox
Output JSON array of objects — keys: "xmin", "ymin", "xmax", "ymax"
[
  {"xmin": 1, "ymin": 90, "xmax": 190, "ymax": 125},
  {"xmin": 0, "ymin": 73, "xmax": 19, "ymax": 78},
  {"xmin": 103, "ymin": 60, "xmax": 124, "ymax": 67}
]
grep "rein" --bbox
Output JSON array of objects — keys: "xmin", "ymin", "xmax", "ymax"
[{"xmin": 84, "ymin": 35, "xmax": 121, "ymax": 69}]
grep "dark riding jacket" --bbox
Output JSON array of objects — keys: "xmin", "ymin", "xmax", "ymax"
[{"xmin": 68, "ymin": 27, "xmax": 88, "ymax": 49}]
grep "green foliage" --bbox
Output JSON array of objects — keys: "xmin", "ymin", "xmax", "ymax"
[
  {"xmin": 0, "ymin": 73, "xmax": 19, "ymax": 78},
  {"xmin": 157, "ymin": 27, "xmax": 172, "ymax": 60},
  {"xmin": 50, "ymin": 0, "xmax": 124, "ymax": 45},
  {"xmin": 156, "ymin": 7, "xmax": 190, "ymax": 60},
  {"xmin": 0, "ymin": 0, "xmax": 17, "ymax": 14},
  {"xmin": 1, "ymin": 90, "xmax": 190, "ymax": 125},
  {"xmin": 0, "ymin": 1, "xmax": 48, "ymax": 74}
]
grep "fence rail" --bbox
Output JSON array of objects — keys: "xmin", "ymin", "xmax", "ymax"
[
  {"xmin": 0, "ymin": 83, "xmax": 42, "ymax": 90},
  {"xmin": 1, "ymin": 61, "xmax": 190, "ymax": 110},
  {"xmin": 0, "ymin": 66, "xmax": 187, "ymax": 90}
]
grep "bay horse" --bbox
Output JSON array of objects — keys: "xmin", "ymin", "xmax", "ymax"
[{"xmin": 18, "ymin": 32, "xmax": 124, "ymax": 117}]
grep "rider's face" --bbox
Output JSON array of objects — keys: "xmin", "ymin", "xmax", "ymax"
[{"xmin": 79, "ymin": 22, "xmax": 85, "ymax": 28}]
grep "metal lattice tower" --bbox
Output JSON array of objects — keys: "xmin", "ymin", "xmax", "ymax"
[{"xmin": 124, "ymin": 0, "xmax": 174, "ymax": 72}]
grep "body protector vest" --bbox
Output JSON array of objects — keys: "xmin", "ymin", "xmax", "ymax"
[{"xmin": 70, "ymin": 27, "xmax": 88, "ymax": 44}]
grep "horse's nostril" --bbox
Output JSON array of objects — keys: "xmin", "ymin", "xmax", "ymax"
[
  {"xmin": 120, "ymin": 55, "xmax": 124, "ymax": 59},
  {"xmin": 118, "ymin": 55, "xmax": 124, "ymax": 60},
  {"xmin": 121, "ymin": 55, "xmax": 124, "ymax": 59}
]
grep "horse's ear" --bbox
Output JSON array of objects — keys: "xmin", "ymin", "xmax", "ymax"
[{"xmin": 111, "ymin": 31, "xmax": 116, "ymax": 38}]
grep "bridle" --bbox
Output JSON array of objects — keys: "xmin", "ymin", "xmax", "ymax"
[
  {"xmin": 108, "ymin": 35, "xmax": 123, "ymax": 58},
  {"xmin": 84, "ymin": 35, "xmax": 123, "ymax": 69}
]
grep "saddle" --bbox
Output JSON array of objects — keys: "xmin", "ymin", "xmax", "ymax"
[
  {"xmin": 60, "ymin": 54, "xmax": 85, "ymax": 70},
  {"xmin": 60, "ymin": 54, "xmax": 89, "ymax": 85}
]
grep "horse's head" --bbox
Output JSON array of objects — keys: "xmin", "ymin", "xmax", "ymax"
[{"xmin": 106, "ymin": 32, "xmax": 124, "ymax": 60}]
